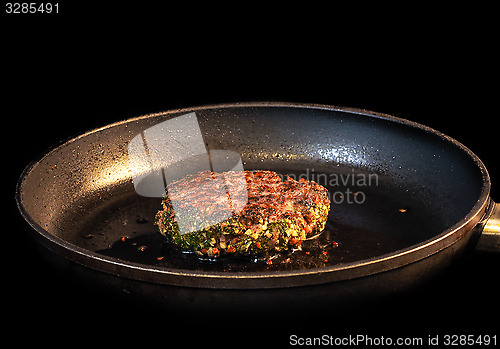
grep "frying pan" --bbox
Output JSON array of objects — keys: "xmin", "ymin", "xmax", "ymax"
[{"xmin": 15, "ymin": 102, "xmax": 499, "ymax": 311}]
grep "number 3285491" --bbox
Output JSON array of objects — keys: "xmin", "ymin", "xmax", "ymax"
[{"xmin": 6, "ymin": 3, "xmax": 59, "ymax": 14}]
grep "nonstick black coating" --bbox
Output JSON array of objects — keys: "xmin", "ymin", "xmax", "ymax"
[{"xmin": 16, "ymin": 103, "xmax": 490, "ymax": 289}]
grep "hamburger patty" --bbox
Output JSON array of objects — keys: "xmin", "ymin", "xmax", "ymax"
[{"xmin": 154, "ymin": 170, "xmax": 330, "ymax": 258}]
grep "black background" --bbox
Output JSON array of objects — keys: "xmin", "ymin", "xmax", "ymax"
[{"xmin": 3, "ymin": 5, "xmax": 499, "ymax": 347}]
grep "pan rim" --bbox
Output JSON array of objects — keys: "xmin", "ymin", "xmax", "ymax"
[{"xmin": 15, "ymin": 102, "xmax": 491, "ymax": 289}]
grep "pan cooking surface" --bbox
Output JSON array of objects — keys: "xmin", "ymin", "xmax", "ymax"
[{"xmin": 70, "ymin": 168, "xmax": 447, "ymax": 273}]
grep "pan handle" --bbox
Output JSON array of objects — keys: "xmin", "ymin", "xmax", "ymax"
[{"xmin": 475, "ymin": 200, "xmax": 500, "ymax": 253}]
